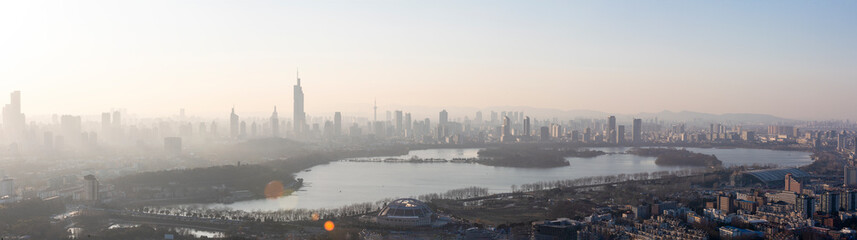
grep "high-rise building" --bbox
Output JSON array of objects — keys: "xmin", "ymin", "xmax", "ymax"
[
  {"xmin": 323, "ymin": 121, "xmax": 333, "ymax": 137},
  {"xmin": 404, "ymin": 113, "xmax": 412, "ymax": 134},
  {"xmin": 101, "ymin": 112, "xmax": 111, "ymax": 136},
  {"xmin": 83, "ymin": 174, "xmax": 99, "ymax": 202},
  {"xmin": 250, "ymin": 122, "xmax": 257, "ymax": 137},
  {"xmin": 293, "ymin": 72, "xmax": 305, "ymax": 135},
  {"xmin": 709, "ymin": 124, "xmax": 715, "ymax": 141},
  {"xmin": 270, "ymin": 106, "xmax": 280, "ymax": 137},
  {"xmin": 796, "ymin": 194, "xmax": 814, "ymax": 219},
  {"xmin": 820, "ymin": 191, "xmax": 841, "ymax": 214},
  {"xmin": 583, "ymin": 128, "xmax": 592, "ymax": 143},
  {"xmin": 230, "ymin": 107, "xmax": 239, "ymax": 138},
  {"xmin": 523, "ymin": 116, "xmax": 531, "ymax": 137},
  {"xmin": 439, "ymin": 110, "xmax": 448, "ymax": 126},
  {"xmin": 768, "ymin": 125, "xmax": 796, "ymax": 137},
  {"xmin": 718, "ymin": 195, "xmax": 734, "ymax": 213},
  {"xmin": 2, "ymin": 91, "xmax": 26, "ymax": 142},
  {"xmin": 501, "ymin": 116, "xmax": 512, "ymax": 142},
  {"xmin": 617, "ymin": 125, "xmax": 625, "ymax": 145},
  {"xmin": 395, "ymin": 110, "xmax": 403, "ymax": 135},
  {"xmin": 785, "ymin": 173, "xmax": 803, "ymax": 193},
  {"xmin": 240, "ymin": 121, "xmax": 247, "ymax": 137},
  {"xmin": 632, "ymin": 118, "xmax": 642, "ymax": 144},
  {"xmin": 844, "ymin": 190, "xmax": 857, "ymax": 212},
  {"xmin": 112, "ymin": 111, "xmax": 121, "ymax": 130},
  {"xmin": 475, "ymin": 111, "xmax": 483, "ymax": 123},
  {"xmin": 334, "ymin": 112, "xmax": 342, "ymax": 137},
  {"xmin": 550, "ymin": 124, "xmax": 562, "ymax": 139},
  {"xmin": 846, "ymin": 166, "xmax": 857, "ymax": 187},
  {"xmin": 607, "ymin": 116, "xmax": 616, "ymax": 144}
]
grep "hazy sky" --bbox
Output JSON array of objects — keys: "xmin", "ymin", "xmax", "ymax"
[{"xmin": 1, "ymin": 1, "xmax": 855, "ymax": 120}]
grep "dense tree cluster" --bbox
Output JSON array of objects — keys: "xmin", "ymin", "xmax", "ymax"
[
  {"xmin": 628, "ymin": 147, "xmax": 722, "ymax": 166},
  {"xmin": 477, "ymin": 146, "xmax": 605, "ymax": 168},
  {"xmin": 0, "ymin": 199, "xmax": 67, "ymax": 238},
  {"xmin": 800, "ymin": 151, "xmax": 844, "ymax": 175}
]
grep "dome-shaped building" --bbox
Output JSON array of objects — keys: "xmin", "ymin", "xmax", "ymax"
[{"xmin": 376, "ymin": 198, "xmax": 434, "ymax": 227}]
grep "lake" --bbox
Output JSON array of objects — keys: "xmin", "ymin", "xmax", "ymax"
[{"xmin": 198, "ymin": 147, "xmax": 811, "ymax": 211}]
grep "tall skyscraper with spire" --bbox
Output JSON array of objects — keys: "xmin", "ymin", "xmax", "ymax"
[
  {"xmin": 293, "ymin": 70, "xmax": 305, "ymax": 136},
  {"xmin": 230, "ymin": 107, "xmax": 239, "ymax": 138},
  {"xmin": 270, "ymin": 106, "xmax": 280, "ymax": 137}
]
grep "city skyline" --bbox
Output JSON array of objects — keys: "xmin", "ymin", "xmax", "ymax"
[
  {"xmin": 0, "ymin": 89, "xmax": 849, "ymax": 123},
  {"xmin": 2, "ymin": 2, "xmax": 857, "ymax": 238},
  {"xmin": 2, "ymin": 1, "xmax": 856, "ymax": 120}
]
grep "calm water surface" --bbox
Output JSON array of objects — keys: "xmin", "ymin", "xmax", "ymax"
[{"xmin": 201, "ymin": 147, "xmax": 810, "ymax": 211}]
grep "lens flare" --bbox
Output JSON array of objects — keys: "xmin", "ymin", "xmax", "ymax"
[
  {"xmin": 264, "ymin": 180, "xmax": 284, "ymax": 199},
  {"xmin": 324, "ymin": 221, "xmax": 335, "ymax": 231}
]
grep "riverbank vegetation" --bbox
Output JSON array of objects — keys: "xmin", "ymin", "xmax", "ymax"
[
  {"xmin": 112, "ymin": 146, "xmax": 411, "ymax": 206},
  {"xmin": 800, "ymin": 151, "xmax": 845, "ymax": 175},
  {"xmin": 628, "ymin": 148, "xmax": 722, "ymax": 167}
]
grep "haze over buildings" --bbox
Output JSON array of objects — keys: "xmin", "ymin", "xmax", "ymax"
[{"xmin": 1, "ymin": 1, "xmax": 856, "ymax": 120}]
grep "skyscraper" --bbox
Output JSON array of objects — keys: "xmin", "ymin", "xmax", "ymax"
[
  {"xmin": 404, "ymin": 113, "xmax": 412, "ymax": 134},
  {"xmin": 617, "ymin": 125, "xmax": 625, "ymax": 145},
  {"xmin": 846, "ymin": 166, "xmax": 857, "ymax": 187},
  {"xmin": 334, "ymin": 112, "xmax": 342, "ymax": 137},
  {"xmin": 101, "ymin": 112, "xmax": 111, "ymax": 136},
  {"xmin": 607, "ymin": 116, "xmax": 616, "ymax": 144},
  {"xmin": 271, "ymin": 106, "xmax": 280, "ymax": 137},
  {"xmin": 83, "ymin": 174, "xmax": 99, "ymax": 202},
  {"xmin": 230, "ymin": 107, "xmax": 239, "ymax": 138},
  {"xmin": 439, "ymin": 110, "xmax": 448, "ymax": 126},
  {"xmin": 523, "ymin": 116, "xmax": 531, "ymax": 137},
  {"xmin": 293, "ymin": 71, "xmax": 305, "ymax": 135},
  {"xmin": 240, "ymin": 121, "xmax": 247, "ymax": 137},
  {"xmin": 112, "ymin": 111, "xmax": 121, "ymax": 129},
  {"xmin": 796, "ymin": 194, "xmax": 814, "ymax": 219},
  {"xmin": 501, "ymin": 116, "xmax": 511, "ymax": 142},
  {"xmin": 632, "ymin": 118, "xmax": 642, "ymax": 144},
  {"xmin": 2, "ymin": 91, "xmax": 25, "ymax": 142},
  {"xmin": 395, "ymin": 110, "xmax": 403, "ymax": 134}
]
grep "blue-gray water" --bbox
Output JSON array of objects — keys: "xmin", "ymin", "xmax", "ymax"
[{"xmin": 200, "ymin": 147, "xmax": 811, "ymax": 211}]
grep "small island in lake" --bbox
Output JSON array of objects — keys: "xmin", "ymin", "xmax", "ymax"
[
  {"xmin": 627, "ymin": 148, "xmax": 722, "ymax": 167},
  {"xmin": 477, "ymin": 147, "xmax": 606, "ymax": 168}
]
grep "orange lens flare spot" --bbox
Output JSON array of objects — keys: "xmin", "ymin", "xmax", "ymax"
[
  {"xmin": 324, "ymin": 220, "xmax": 335, "ymax": 231},
  {"xmin": 264, "ymin": 180, "xmax": 284, "ymax": 199}
]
